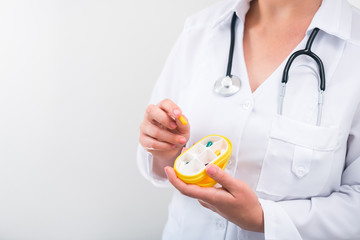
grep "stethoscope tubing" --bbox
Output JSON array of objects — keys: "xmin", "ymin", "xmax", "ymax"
[
  {"xmin": 282, "ymin": 28, "xmax": 326, "ymax": 92},
  {"xmin": 280, "ymin": 27, "xmax": 325, "ymax": 125},
  {"xmin": 226, "ymin": 13, "xmax": 238, "ymax": 77},
  {"xmin": 220, "ymin": 12, "xmax": 325, "ymax": 126}
]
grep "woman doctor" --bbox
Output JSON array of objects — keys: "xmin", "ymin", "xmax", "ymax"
[{"xmin": 137, "ymin": 0, "xmax": 360, "ymax": 239}]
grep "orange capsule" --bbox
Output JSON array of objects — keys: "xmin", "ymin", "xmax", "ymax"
[
  {"xmin": 179, "ymin": 115, "xmax": 188, "ymax": 125},
  {"xmin": 214, "ymin": 150, "xmax": 221, "ymax": 156}
]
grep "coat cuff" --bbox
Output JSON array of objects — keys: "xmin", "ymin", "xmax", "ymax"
[
  {"xmin": 136, "ymin": 144, "xmax": 171, "ymax": 187},
  {"xmin": 259, "ymin": 198, "xmax": 302, "ymax": 240}
]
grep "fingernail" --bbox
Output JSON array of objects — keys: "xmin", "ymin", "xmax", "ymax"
[
  {"xmin": 173, "ymin": 109, "xmax": 181, "ymax": 117},
  {"xmin": 170, "ymin": 122, "xmax": 177, "ymax": 128},
  {"xmin": 179, "ymin": 137, "xmax": 186, "ymax": 144},
  {"xmin": 206, "ymin": 164, "xmax": 217, "ymax": 175}
]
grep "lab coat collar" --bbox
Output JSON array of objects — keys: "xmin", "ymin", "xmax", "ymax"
[
  {"xmin": 211, "ymin": 0, "xmax": 357, "ymax": 43},
  {"xmin": 211, "ymin": 0, "xmax": 251, "ymax": 28},
  {"xmin": 308, "ymin": 0, "xmax": 353, "ymax": 42}
]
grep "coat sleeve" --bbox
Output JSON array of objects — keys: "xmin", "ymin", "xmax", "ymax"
[
  {"xmin": 136, "ymin": 20, "xmax": 193, "ymax": 187},
  {"xmin": 259, "ymin": 102, "xmax": 360, "ymax": 240}
]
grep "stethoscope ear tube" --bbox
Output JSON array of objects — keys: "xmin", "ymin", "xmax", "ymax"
[
  {"xmin": 282, "ymin": 28, "xmax": 325, "ymax": 91},
  {"xmin": 280, "ymin": 27, "xmax": 326, "ymax": 126}
]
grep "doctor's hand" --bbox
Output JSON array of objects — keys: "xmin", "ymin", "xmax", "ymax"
[
  {"xmin": 139, "ymin": 99, "xmax": 190, "ymax": 177},
  {"xmin": 165, "ymin": 164, "xmax": 264, "ymax": 233}
]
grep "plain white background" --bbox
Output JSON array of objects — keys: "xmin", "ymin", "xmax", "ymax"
[
  {"xmin": 0, "ymin": 0, "xmax": 359, "ymax": 239},
  {"xmin": 0, "ymin": 0, "xmax": 219, "ymax": 239}
]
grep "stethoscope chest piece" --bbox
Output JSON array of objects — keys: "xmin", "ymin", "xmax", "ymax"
[
  {"xmin": 213, "ymin": 75, "xmax": 241, "ymax": 97},
  {"xmin": 213, "ymin": 12, "xmax": 241, "ymax": 97}
]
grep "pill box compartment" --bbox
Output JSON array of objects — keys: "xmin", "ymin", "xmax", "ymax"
[{"xmin": 176, "ymin": 135, "xmax": 229, "ymax": 176}]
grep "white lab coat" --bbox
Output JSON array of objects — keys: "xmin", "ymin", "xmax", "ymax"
[{"xmin": 137, "ymin": 0, "xmax": 360, "ymax": 239}]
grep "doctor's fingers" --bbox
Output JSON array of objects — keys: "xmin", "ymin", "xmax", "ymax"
[
  {"xmin": 140, "ymin": 122, "xmax": 187, "ymax": 147},
  {"xmin": 157, "ymin": 99, "xmax": 190, "ymax": 132},
  {"xmin": 205, "ymin": 164, "xmax": 241, "ymax": 194},
  {"xmin": 164, "ymin": 166, "xmax": 228, "ymax": 204},
  {"xmin": 157, "ymin": 99, "xmax": 190, "ymax": 133},
  {"xmin": 145, "ymin": 104, "xmax": 177, "ymax": 130},
  {"xmin": 198, "ymin": 200, "xmax": 218, "ymax": 213},
  {"xmin": 139, "ymin": 133, "xmax": 175, "ymax": 151},
  {"xmin": 157, "ymin": 99, "xmax": 183, "ymax": 119}
]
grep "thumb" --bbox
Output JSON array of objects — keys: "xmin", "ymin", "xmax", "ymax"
[{"xmin": 206, "ymin": 164, "xmax": 236, "ymax": 192}]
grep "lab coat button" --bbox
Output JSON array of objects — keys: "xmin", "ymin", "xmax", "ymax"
[
  {"xmin": 227, "ymin": 159, "xmax": 233, "ymax": 168},
  {"xmin": 242, "ymin": 100, "xmax": 253, "ymax": 110},
  {"xmin": 216, "ymin": 219, "xmax": 225, "ymax": 229},
  {"xmin": 296, "ymin": 166, "xmax": 306, "ymax": 177}
]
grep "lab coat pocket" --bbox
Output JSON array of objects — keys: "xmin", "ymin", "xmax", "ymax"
[{"xmin": 256, "ymin": 115, "xmax": 339, "ymax": 198}]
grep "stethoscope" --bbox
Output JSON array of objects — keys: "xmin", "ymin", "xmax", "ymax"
[{"xmin": 214, "ymin": 12, "xmax": 326, "ymax": 126}]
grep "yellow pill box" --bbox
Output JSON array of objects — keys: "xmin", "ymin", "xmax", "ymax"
[{"xmin": 174, "ymin": 135, "xmax": 232, "ymax": 187}]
